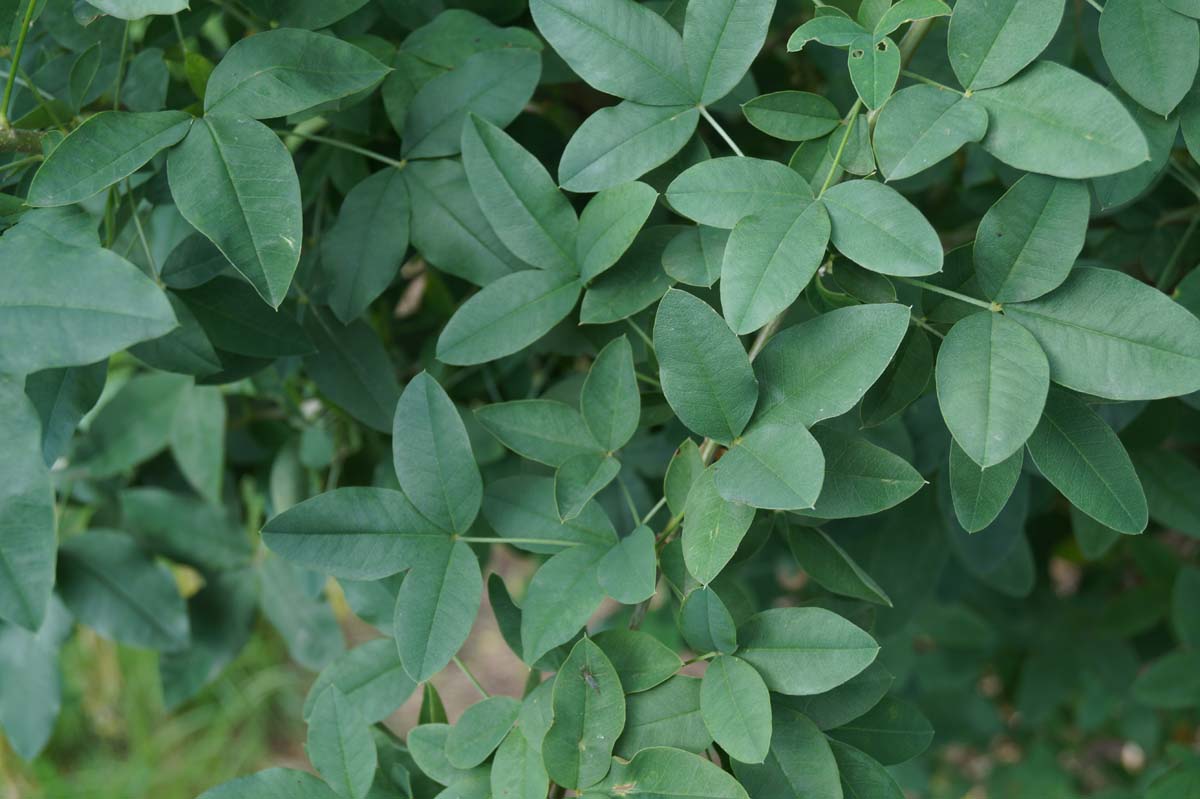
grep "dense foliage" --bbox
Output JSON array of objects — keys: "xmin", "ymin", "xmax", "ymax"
[{"xmin": 3, "ymin": 0, "xmax": 1200, "ymax": 797}]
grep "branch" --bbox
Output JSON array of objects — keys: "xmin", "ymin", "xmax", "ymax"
[{"xmin": 0, "ymin": 125, "xmax": 43, "ymax": 153}]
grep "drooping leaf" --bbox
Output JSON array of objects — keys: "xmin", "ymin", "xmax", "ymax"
[
  {"xmin": 23, "ymin": 360, "xmax": 107, "ymax": 467},
  {"xmin": 555, "ymin": 452, "xmax": 621, "ymax": 521},
  {"xmin": 301, "ymin": 309, "xmax": 401, "ymax": 433},
  {"xmin": 0, "ymin": 597, "xmax": 71, "ymax": 760},
  {"xmin": 827, "ymin": 696, "xmax": 934, "ymax": 765},
  {"xmin": 169, "ymin": 383, "xmax": 226, "ymax": 504},
  {"xmin": 679, "ymin": 586, "xmax": 738, "ymax": 654}
]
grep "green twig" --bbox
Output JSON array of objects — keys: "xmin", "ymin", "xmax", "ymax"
[
  {"xmin": 819, "ymin": 99, "xmax": 862, "ymax": 197},
  {"xmin": 698, "ymin": 105, "xmax": 745, "ymax": 157},
  {"xmin": 894, "ymin": 275, "xmax": 995, "ymax": 310},
  {"xmin": 1159, "ymin": 213, "xmax": 1200, "ymax": 292},
  {"xmin": 0, "ymin": 0, "xmax": 38, "ymax": 127},
  {"xmin": 900, "ymin": 70, "xmax": 964, "ymax": 95},
  {"xmin": 457, "ymin": 536, "xmax": 580, "ymax": 547},
  {"xmin": 278, "ymin": 128, "xmax": 406, "ymax": 169},
  {"xmin": 113, "ymin": 22, "xmax": 130, "ymax": 110},
  {"xmin": 624, "ymin": 317, "xmax": 655, "ymax": 351},
  {"xmin": 453, "ymin": 656, "xmax": 489, "ymax": 699},
  {"xmin": 0, "ymin": 152, "xmax": 40, "ymax": 174}
]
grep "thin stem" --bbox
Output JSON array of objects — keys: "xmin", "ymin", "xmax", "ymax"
[
  {"xmin": 279, "ymin": 128, "xmax": 406, "ymax": 169},
  {"xmin": 616, "ymin": 473, "xmax": 641, "ymax": 521},
  {"xmin": 125, "ymin": 179, "xmax": 158, "ymax": 277},
  {"xmin": 897, "ymin": 18, "xmax": 934, "ymax": 65},
  {"xmin": 698, "ymin": 105, "xmax": 745, "ymax": 157},
  {"xmin": 0, "ymin": 0, "xmax": 38, "ymax": 127},
  {"xmin": 18, "ymin": 67, "xmax": 66, "ymax": 132},
  {"xmin": 1168, "ymin": 161, "xmax": 1200, "ymax": 202},
  {"xmin": 1083, "ymin": 0, "xmax": 1103, "ymax": 11},
  {"xmin": 624, "ymin": 317, "xmax": 655, "ymax": 351},
  {"xmin": 894, "ymin": 275, "xmax": 995, "ymax": 310},
  {"xmin": 0, "ymin": 153, "xmax": 40, "ymax": 175},
  {"xmin": 453, "ymin": 656, "xmax": 489, "ymax": 699},
  {"xmin": 640, "ymin": 496, "xmax": 668, "ymax": 526},
  {"xmin": 1158, "ymin": 213, "xmax": 1200, "ymax": 292},
  {"xmin": 635, "ymin": 371, "xmax": 661, "ymax": 389},
  {"xmin": 682, "ymin": 652, "xmax": 718, "ymax": 666},
  {"xmin": 819, "ymin": 99, "xmax": 862, "ymax": 197},
  {"xmin": 457, "ymin": 536, "xmax": 580, "ymax": 547},
  {"xmin": 910, "ymin": 314, "xmax": 945, "ymax": 340},
  {"xmin": 113, "ymin": 22, "xmax": 130, "ymax": 110},
  {"xmin": 172, "ymin": 14, "xmax": 189, "ymax": 56},
  {"xmin": 900, "ymin": 70, "xmax": 964, "ymax": 95}
]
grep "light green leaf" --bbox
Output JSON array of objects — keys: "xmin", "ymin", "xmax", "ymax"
[
  {"xmin": 679, "ymin": 586, "xmax": 738, "ymax": 654},
  {"xmin": 393, "ymin": 540, "xmax": 482, "ymax": 681},
  {"xmin": 477, "ymin": 399, "xmax": 601, "ymax": 467},
  {"xmin": 1004, "ymin": 267, "xmax": 1200, "ymax": 400},
  {"xmin": 847, "ymin": 34, "xmax": 899, "ymax": 110},
  {"xmin": 654, "ymin": 289, "xmax": 758, "ymax": 443},
  {"xmin": 555, "ymin": 453, "xmax": 621, "ymax": 521},
  {"xmin": 615, "ymin": 677, "xmax": 711, "ymax": 757},
  {"xmin": 581, "ymin": 336, "xmax": 640, "ymax": 452},
  {"xmin": 873, "ymin": 87, "xmax": 987, "ymax": 181},
  {"xmin": 446, "ymin": 695, "xmax": 521, "ymax": 768},
  {"xmin": 24, "ymin": 360, "xmax": 107, "ymax": 467},
  {"xmin": 204, "ymin": 29, "xmax": 390, "ymax": 119},
  {"xmin": 483, "ymin": 476, "xmax": 618, "ymax": 555},
  {"xmin": 542, "ymin": 638, "xmax": 625, "ymax": 790},
  {"xmin": 737, "ymin": 607, "xmax": 878, "ymax": 695},
  {"xmin": 461, "ymin": 114, "xmax": 578, "ymax": 273},
  {"xmin": 579, "ymin": 226, "xmax": 677, "ymax": 324},
  {"xmin": 560, "ymin": 102, "xmax": 699, "ymax": 193},
  {"xmin": 169, "ymin": 384, "xmax": 225, "ymax": 504},
  {"xmin": 731, "ymin": 706, "xmax": 843, "ymax": 799},
  {"xmin": 947, "ymin": 0, "xmax": 1066, "ymax": 89},
  {"xmin": 167, "ymin": 115, "xmax": 302, "ymax": 308},
  {"xmin": 75, "ymin": 373, "xmax": 189, "ymax": 478},
  {"xmin": 683, "ymin": 468, "xmax": 757, "ymax": 584},
  {"xmin": 1025, "ymin": 388, "xmax": 1147, "ymax": 534},
  {"xmin": 530, "ymin": 0, "xmax": 694, "ymax": 105},
  {"xmin": 973, "ymin": 61, "xmax": 1149, "ymax": 179},
  {"xmin": 700, "ymin": 655, "xmax": 771, "ymax": 764},
  {"xmin": 666, "ymin": 156, "xmax": 815, "ymax": 229},
  {"xmin": 787, "ymin": 14, "xmax": 868, "ymax": 51},
  {"xmin": 875, "ymin": 0, "xmax": 950, "ymax": 34},
  {"xmin": 436, "ymin": 270, "xmax": 582, "ymax": 366},
  {"xmin": 827, "ymin": 696, "xmax": 933, "ymax": 765},
  {"xmin": 591, "ymin": 629, "xmax": 681, "ymax": 692},
  {"xmin": 822, "ymin": 180, "xmax": 943, "ymax": 276},
  {"xmin": 393, "ymin": 372, "xmax": 481, "ymax": 535},
  {"xmin": 303, "ymin": 639, "xmax": 417, "ymax": 724},
  {"xmin": 949, "ymin": 441, "xmax": 1023, "ymax": 533},
  {"xmin": 721, "ymin": 201, "xmax": 831, "ymax": 334},
  {"xmin": 684, "ymin": 0, "xmax": 777, "ymax": 105},
  {"xmin": 807, "ymin": 428, "xmax": 924, "ymax": 520},
  {"xmin": 521, "ymin": 545, "xmax": 608, "ymax": 663},
  {"xmin": 586, "ymin": 746, "xmax": 749, "ymax": 799},
  {"xmin": 491, "ymin": 684, "xmax": 553, "ymax": 799},
  {"xmin": 89, "ymin": 0, "xmax": 186, "ymax": 19},
  {"xmin": 28, "ymin": 111, "xmax": 191, "ymax": 207},
  {"xmin": 0, "ymin": 597, "xmax": 71, "ymax": 760},
  {"xmin": 597, "ymin": 525, "xmax": 657, "ymax": 604},
  {"xmin": 935, "ymin": 312, "xmax": 1049, "ymax": 467},
  {"xmin": 665, "ymin": 438, "xmax": 705, "ymax": 516},
  {"xmin": 1099, "ymin": 0, "xmax": 1198, "ymax": 117},
  {"xmin": 307, "ymin": 687, "xmax": 376, "ymax": 799},
  {"xmin": 741, "ymin": 91, "xmax": 841, "ymax": 141},
  {"xmin": 714, "ymin": 415, "xmax": 825, "ymax": 510},
  {"xmin": 973, "ymin": 173, "xmax": 1089, "ymax": 303},
  {"xmin": 577, "ymin": 183, "xmax": 658, "ymax": 283},
  {"xmin": 197, "ymin": 768, "xmax": 339, "ymax": 799},
  {"xmin": 785, "ymin": 524, "xmax": 892, "ymax": 606},
  {"xmin": 663, "ymin": 225, "xmax": 728, "ymax": 287}
]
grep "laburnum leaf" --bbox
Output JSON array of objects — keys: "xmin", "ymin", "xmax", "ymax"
[
  {"xmin": 530, "ymin": 0, "xmax": 694, "ymax": 105},
  {"xmin": 476, "ymin": 399, "xmax": 601, "ymax": 466},
  {"xmin": 559, "ymin": 102, "xmax": 699, "ymax": 193},
  {"xmin": 700, "ymin": 655, "xmax": 772, "ymax": 764},
  {"xmin": 873, "ymin": 87, "xmax": 987, "ymax": 181},
  {"xmin": 89, "ymin": 0, "xmax": 187, "ymax": 19},
  {"xmin": 521, "ymin": 545, "xmax": 608, "ymax": 663},
  {"xmin": 555, "ymin": 453, "xmax": 621, "ymax": 521},
  {"xmin": 582, "ymin": 747, "xmax": 749, "ymax": 799},
  {"xmin": 204, "ymin": 29, "xmax": 389, "ymax": 119},
  {"xmin": 542, "ymin": 638, "xmax": 625, "ymax": 790},
  {"xmin": 1025, "ymin": 388, "xmax": 1148, "ymax": 534},
  {"xmin": 579, "ymin": 226, "xmax": 677, "ymax": 323},
  {"xmin": 592, "ymin": 629, "xmax": 682, "ymax": 692},
  {"xmin": 949, "ymin": 441, "xmax": 1023, "ymax": 533},
  {"xmin": 407, "ymin": 724, "xmax": 487, "ymax": 788},
  {"xmin": 403, "ymin": 48, "xmax": 541, "ymax": 159},
  {"xmin": 169, "ymin": 384, "xmax": 225, "ymax": 504},
  {"xmin": 666, "ymin": 157, "xmax": 815, "ymax": 229},
  {"xmin": 491, "ymin": 683, "xmax": 553, "ymax": 799},
  {"xmin": 720, "ymin": 201, "xmax": 831, "ymax": 334},
  {"xmin": 875, "ymin": 0, "xmax": 950, "ymax": 35},
  {"xmin": 947, "ymin": 0, "xmax": 1066, "ymax": 90},
  {"xmin": 822, "ymin": 180, "xmax": 943, "ymax": 276},
  {"xmin": 28, "ymin": 111, "xmax": 192, "ymax": 207},
  {"xmin": 261, "ymin": 487, "xmax": 450, "ymax": 579},
  {"xmin": 972, "ymin": 61, "xmax": 1149, "ymax": 179},
  {"xmin": 730, "ymin": 706, "xmax": 842, "ymax": 798},
  {"xmin": 393, "ymin": 540, "xmax": 482, "ymax": 681},
  {"xmin": 306, "ymin": 687, "xmax": 376, "ymax": 799},
  {"xmin": 577, "ymin": 183, "xmax": 658, "ymax": 283},
  {"xmin": 788, "ymin": 13, "xmax": 868, "ymax": 51},
  {"xmin": 1004, "ymin": 267, "xmax": 1200, "ymax": 400},
  {"xmin": 665, "ymin": 438, "xmax": 706, "ymax": 515},
  {"xmin": 741, "ymin": 91, "xmax": 841, "ymax": 141},
  {"xmin": 24, "ymin": 360, "xmax": 107, "ymax": 467},
  {"xmin": 197, "ymin": 768, "xmax": 339, "ymax": 799},
  {"xmin": 682, "ymin": 468, "xmax": 757, "ymax": 584},
  {"xmin": 713, "ymin": 414, "xmax": 826, "ymax": 511},
  {"xmin": 167, "ymin": 115, "xmax": 302, "ymax": 308},
  {"xmin": 780, "ymin": 660, "xmax": 894, "ymax": 731},
  {"xmin": 663, "ymin": 226, "xmax": 728, "ymax": 287},
  {"xmin": 847, "ymin": 34, "xmax": 900, "ymax": 110},
  {"xmin": 0, "ymin": 597, "xmax": 71, "ymax": 760},
  {"xmin": 301, "ymin": 310, "xmax": 401, "ymax": 434},
  {"xmin": 302, "ymin": 639, "xmax": 416, "ymax": 724},
  {"xmin": 683, "ymin": 0, "xmax": 777, "ymax": 105},
  {"xmin": 393, "ymin": 372, "xmax": 481, "ymax": 535},
  {"xmin": 973, "ymin": 174, "xmax": 1089, "ymax": 303},
  {"xmin": 827, "ymin": 696, "xmax": 934, "ymax": 765},
  {"xmin": 446, "ymin": 695, "xmax": 522, "ymax": 769},
  {"xmin": 654, "ymin": 289, "xmax": 758, "ymax": 443},
  {"xmin": 806, "ymin": 428, "xmax": 924, "ymax": 519},
  {"xmin": 737, "ymin": 607, "xmax": 878, "ymax": 695},
  {"xmin": 1134, "ymin": 450, "xmax": 1200, "ymax": 538},
  {"xmin": 860, "ymin": 326, "xmax": 933, "ymax": 427},
  {"xmin": 399, "ymin": 9, "xmax": 542, "ymax": 68},
  {"xmin": 461, "ymin": 114, "xmax": 578, "ymax": 273},
  {"xmin": 73, "ymin": 373, "xmax": 189, "ymax": 479},
  {"xmin": 785, "ymin": 524, "xmax": 892, "ymax": 606},
  {"xmin": 935, "ymin": 312, "xmax": 1050, "ymax": 468},
  {"xmin": 1099, "ymin": 0, "xmax": 1198, "ymax": 117},
  {"xmin": 830, "ymin": 739, "xmax": 906, "ymax": 798},
  {"xmin": 581, "ymin": 336, "xmax": 640, "ymax": 452},
  {"xmin": 597, "ymin": 525, "xmax": 657, "ymax": 604},
  {"xmin": 483, "ymin": 476, "xmax": 618, "ymax": 554},
  {"xmin": 615, "ymin": 676, "xmax": 712, "ymax": 757},
  {"xmin": 679, "ymin": 586, "xmax": 738, "ymax": 654}
]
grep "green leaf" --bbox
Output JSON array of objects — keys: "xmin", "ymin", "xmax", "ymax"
[
  {"xmin": 973, "ymin": 174, "xmax": 1089, "ymax": 303},
  {"xmin": 807, "ymin": 428, "xmax": 924, "ymax": 519},
  {"xmin": 24, "ymin": 360, "xmax": 107, "ymax": 467},
  {"xmin": 585, "ymin": 746, "xmax": 749, "ymax": 799},
  {"xmin": 654, "ymin": 289, "xmax": 758, "ymax": 443},
  {"xmin": 1072, "ymin": 504, "xmax": 1121, "ymax": 560},
  {"xmin": 785, "ymin": 524, "xmax": 891, "ymax": 605},
  {"xmin": 615, "ymin": 676, "xmax": 711, "ymax": 757},
  {"xmin": 461, "ymin": 114, "xmax": 578, "ymax": 273},
  {"xmin": 679, "ymin": 586, "xmax": 738, "ymax": 654},
  {"xmin": 560, "ymin": 102, "xmax": 699, "ymax": 193},
  {"xmin": 197, "ymin": 768, "xmax": 339, "ymax": 799},
  {"xmin": 714, "ymin": 415, "xmax": 826, "ymax": 510},
  {"xmin": 521, "ymin": 545, "xmax": 608, "ymax": 663},
  {"xmin": 829, "ymin": 740, "xmax": 906, "ymax": 798},
  {"xmin": 491, "ymin": 683, "xmax": 553, "ymax": 799},
  {"xmin": 88, "ymin": 0, "xmax": 186, "ymax": 19},
  {"xmin": 258, "ymin": 557, "xmax": 344, "ymax": 671},
  {"xmin": 393, "ymin": 541, "xmax": 482, "ymax": 681},
  {"xmin": 682, "ymin": 468, "xmax": 757, "ymax": 584},
  {"xmin": 755, "ymin": 303, "xmax": 910, "ymax": 427},
  {"xmin": 973, "ymin": 61, "xmax": 1149, "ymax": 179},
  {"xmin": 580, "ymin": 226, "xmax": 677, "ymax": 323},
  {"xmin": 446, "ymin": 695, "xmax": 521, "ymax": 768},
  {"xmin": 555, "ymin": 453, "xmax": 621, "ymax": 521},
  {"xmin": 666, "ymin": 156, "xmax": 815, "ymax": 228},
  {"xmin": 530, "ymin": 0, "xmax": 694, "ymax": 105},
  {"xmin": 542, "ymin": 638, "xmax": 625, "ymax": 790},
  {"xmin": 0, "ymin": 597, "xmax": 71, "ymax": 760},
  {"xmin": 847, "ymin": 34, "xmax": 899, "ymax": 110},
  {"xmin": 1133, "ymin": 450, "xmax": 1200, "ymax": 538},
  {"xmin": 779, "ymin": 660, "xmax": 894, "ymax": 730},
  {"xmin": 787, "ymin": 14, "xmax": 869, "ymax": 51},
  {"xmin": 307, "ymin": 687, "xmax": 376, "ymax": 799},
  {"xmin": 597, "ymin": 525, "xmax": 657, "ymax": 603},
  {"xmin": 730, "ymin": 706, "xmax": 843, "ymax": 799},
  {"xmin": 176, "ymin": 278, "xmax": 311, "ymax": 359},
  {"xmin": 828, "ymin": 696, "xmax": 933, "ymax": 765},
  {"xmin": 581, "ymin": 336, "xmax": 640, "ymax": 452},
  {"xmin": 737, "ymin": 607, "xmax": 878, "ymax": 695},
  {"xmin": 1132, "ymin": 650, "xmax": 1200, "ymax": 709},
  {"xmin": 822, "ymin": 180, "xmax": 943, "ymax": 276},
  {"xmin": 483, "ymin": 476, "xmax": 618, "ymax": 555},
  {"xmin": 167, "ymin": 115, "xmax": 302, "ymax": 308},
  {"xmin": 477, "ymin": 399, "xmax": 601, "ymax": 467},
  {"xmin": 403, "ymin": 48, "xmax": 541, "ymax": 159},
  {"xmin": 75, "ymin": 373, "xmax": 190, "ymax": 478},
  {"xmin": 28, "ymin": 111, "xmax": 192, "ymax": 207},
  {"xmin": 576, "ymin": 183, "xmax": 658, "ymax": 283},
  {"xmin": 683, "ymin": 0, "xmax": 777, "ymax": 105},
  {"xmin": 591, "ymin": 629, "xmax": 682, "ymax": 693},
  {"xmin": 319, "ymin": 167, "xmax": 410, "ymax": 325},
  {"xmin": 1025, "ymin": 389, "xmax": 1148, "ymax": 534},
  {"xmin": 0, "ymin": 380, "xmax": 55, "ymax": 631},
  {"xmin": 303, "ymin": 639, "xmax": 417, "ymax": 724},
  {"xmin": 949, "ymin": 441, "xmax": 1023, "ymax": 533},
  {"xmin": 169, "ymin": 384, "xmax": 226, "ymax": 504},
  {"xmin": 57, "ymin": 530, "xmax": 189, "ymax": 651},
  {"xmin": 436, "ymin": 270, "xmax": 582, "ymax": 366},
  {"xmin": 204, "ymin": 29, "xmax": 390, "ymax": 119},
  {"xmin": 861, "ymin": 326, "xmax": 933, "ymax": 426},
  {"xmin": 947, "ymin": 0, "xmax": 1066, "ymax": 89},
  {"xmin": 935, "ymin": 312, "xmax": 1049, "ymax": 467},
  {"xmin": 1004, "ymin": 267, "xmax": 1200, "ymax": 400},
  {"xmin": 741, "ymin": 91, "xmax": 841, "ymax": 141},
  {"xmin": 1099, "ymin": 0, "xmax": 1198, "ymax": 117},
  {"xmin": 720, "ymin": 201, "xmax": 831, "ymax": 334},
  {"xmin": 1174, "ymin": 567, "xmax": 1200, "ymax": 648},
  {"xmin": 301, "ymin": 310, "xmax": 401, "ymax": 433},
  {"xmin": 261, "ymin": 487, "xmax": 449, "ymax": 579},
  {"xmin": 408, "ymin": 723, "xmax": 481, "ymax": 787},
  {"xmin": 665, "ymin": 438, "xmax": 705, "ymax": 516},
  {"xmin": 872, "ymin": 87, "xmax": 987, "ymax": 181},
  {"xmin": 874, "ymin": 0, "xmax": 950, "ymax": 34},
  {"xmin": 393, "ymin": 372, "xmax": 481, "ymax": 535},
  {"xmin": 663, "ymin": 225, "xmax": 727, "ymax": 287},
  {"xmin": 700, "ymin": 655, "xmax": 771, "ymax": 764}
]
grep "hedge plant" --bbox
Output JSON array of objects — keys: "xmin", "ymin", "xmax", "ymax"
[{"xmin": 2, "ymin": 0, "xmax": 1200, "ymax": 796}]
